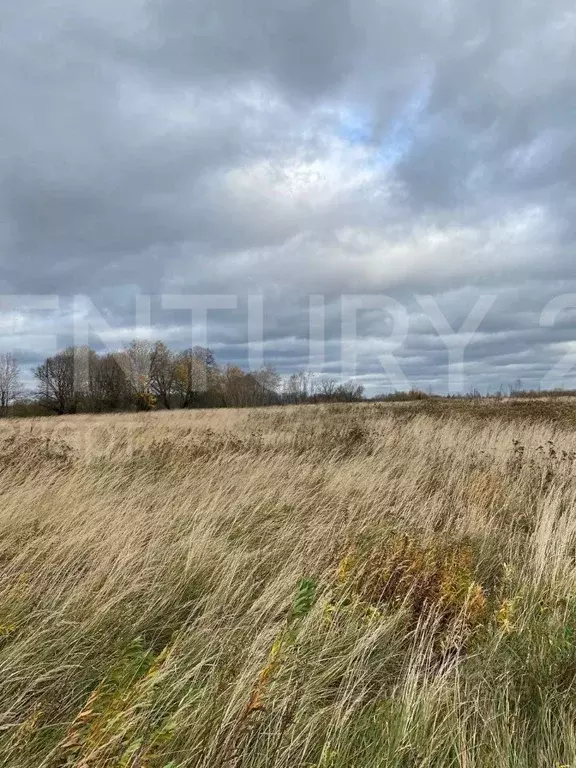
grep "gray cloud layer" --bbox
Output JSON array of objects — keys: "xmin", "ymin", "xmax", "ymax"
[{"xmin": 1, "ymin": 0, "xmax": 575, "ymax": 392}]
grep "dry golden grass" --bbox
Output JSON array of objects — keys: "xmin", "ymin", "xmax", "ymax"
[{"xmin": 1, "ymin": 402, "xmax": 576, "ymax": 766}]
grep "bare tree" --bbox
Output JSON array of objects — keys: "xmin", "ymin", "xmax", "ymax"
[
  {"xmin": 283, "ymin": 371, "xmax": 312, "ymax": 404},
  {"xmin": 125, "ymin": 340, "xmax": 156, "ymax": 410},
  {"xmin": 34, "ymin": 348, "xmax": 77, "ymax": 414},
  {"xmin": 150, "ymin": 341, "xmax": 176, "ymax": 409},
  {"xmin": 0, "ymin": 353, "xmax": 21, "ymax": 416},
  {"xmin": 72, "ymin": 346, "xmax": 100, "ymax": 408},
  {"xmin": 220, "ymin": 365, "xmax": 252, "ymax": 408},
  {"xmin": 318, "ymin": 377, "xmax": 338, "ymax": 400},
  {"xmin": 173, "ymin": 347, "xmax": 217, "ymax": 408},
  {"xmin": 252, "ymin": 364, "xmax": 281, "ymax": 404},
  {"xmin": 335, "ymin": 380, "xmax": 365, "ymax": 402},
  {"xmin": 94, "ymin": 352, "xmax": 131, "ymax": 411}
]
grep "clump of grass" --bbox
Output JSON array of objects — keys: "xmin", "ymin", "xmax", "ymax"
[
  {"xmin": 0, "ymin": 434, "xmax": 74, "ymax": 474},
  {"xmin": 331, "ymin": 534, "xmax": 488, "ymax": 646}
]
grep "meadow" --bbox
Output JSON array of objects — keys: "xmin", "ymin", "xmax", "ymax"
[{"xmin": 1, "ymin": 400, "xmax": 576, "ymax": 767}]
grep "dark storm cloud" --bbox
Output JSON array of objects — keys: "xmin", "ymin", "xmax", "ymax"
[
  {"xmin": 1, "ymin": 0, "xmax": 575, "ymax": 392},
  {"xmin": 141, "ymin": 0, "xmax": 363, "ymax": 99}
]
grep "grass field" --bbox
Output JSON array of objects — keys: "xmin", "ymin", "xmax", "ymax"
[{"xmin": 1, "ymin": 401, "xmax": 576, "ymax": 767}]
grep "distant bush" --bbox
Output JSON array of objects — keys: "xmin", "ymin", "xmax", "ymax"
[
  {"xmin": 373, "ymin": 388, "xmax": 432, "ymax": 401},
  {"xmin": 8, "ymin": 400, "xmax": 54, "ymax": 418}
]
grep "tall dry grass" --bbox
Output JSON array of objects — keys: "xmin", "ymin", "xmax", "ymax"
[{"xmin": 1, "ymin": 402, "xmax": 576, "ymax": 766}]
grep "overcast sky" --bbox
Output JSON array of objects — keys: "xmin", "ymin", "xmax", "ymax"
[{"xmin": 1, "ymin": 0, "xmax": 576, "ymax": 394}]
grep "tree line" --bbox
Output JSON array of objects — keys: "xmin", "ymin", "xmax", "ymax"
[{"xmin": 0, "ymin": 343, "xmax": 365, "ymax": 417}]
